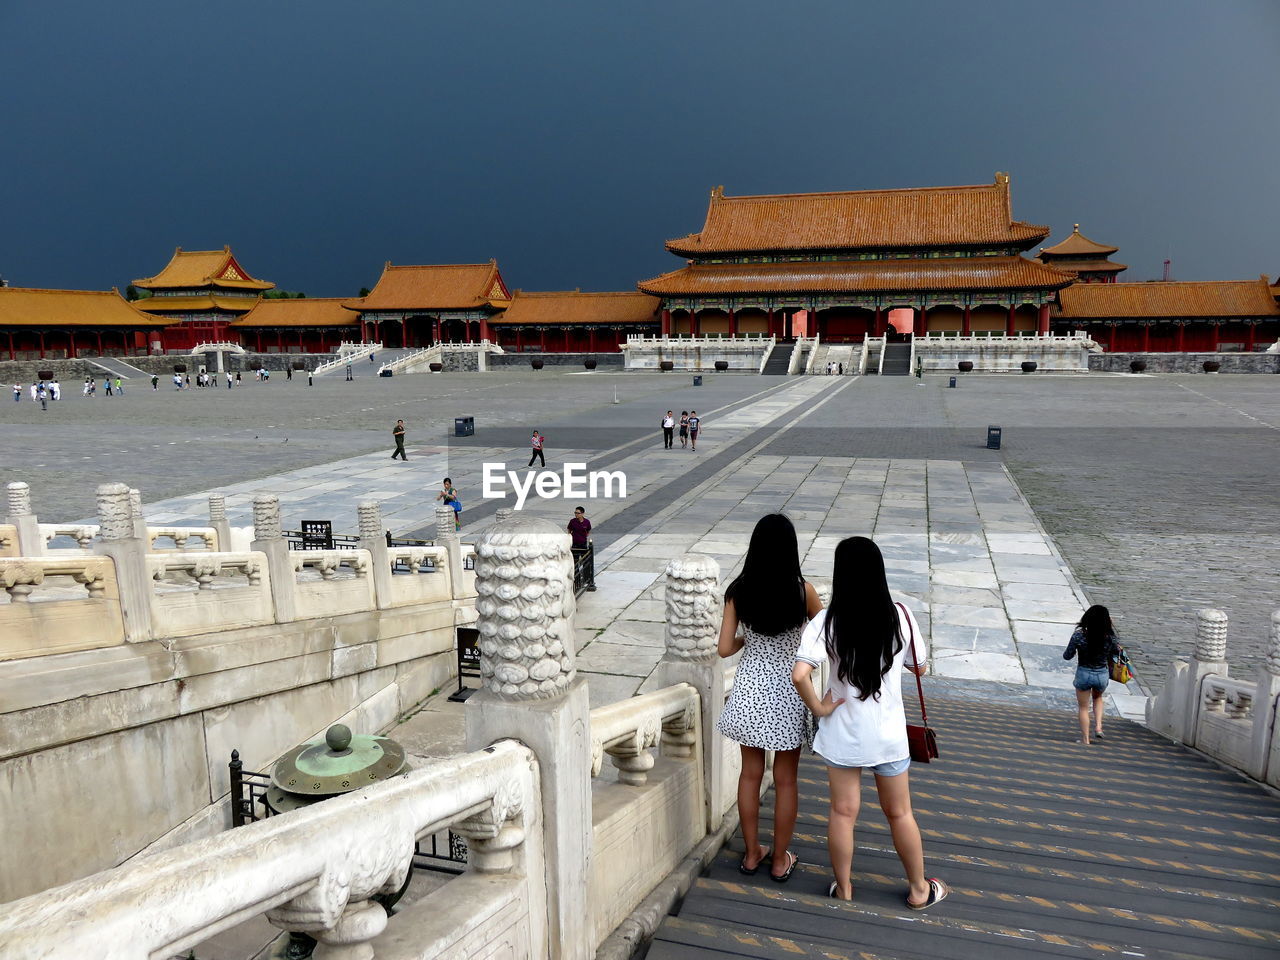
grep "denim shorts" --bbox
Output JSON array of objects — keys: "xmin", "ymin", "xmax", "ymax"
[
  {"xmin": 1074, "ymin": 666, "xmax": 1109, "ymax": 693},
  {"xmin": 823, "ymin": 755, "xmax": 911, "ymax": 777}
]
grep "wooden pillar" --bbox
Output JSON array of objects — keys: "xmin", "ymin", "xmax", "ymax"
[
  {"xmin": 1005, "ymin": 303, "xmax": 1016, "ymax": 337},
  {"xmin": 516, "ymin": 328, "xmax": 524, "ymax": 352},
  {"xmin": 95, "ymin": 331, "xmax": 103, "ymax": 355},
  {"xmin": 480, "ymin": 317, "xmax": 491, "ymax": 343},
  {"xmin": 67, "ymin": 331, "xmax": 77, "ymax": 359},
  {"xmin": 727, "ymin": 308, "xmax": 737, "ymax": 337},
  {"xmin": 1246, "ymin": 321, "xmax": 1257, "ymax": 352},
  {"xmin": 1037, "ymin": 303, "xmax": 1050, "ymax": 335},
  {"xmin": 873, "ymin": 307, "xmax": 883, "ymax": 337},
  {"xmin": 538, "ymin": 329, "xmax": 546, "ymax": 351},
  {"xmin": 38, "ymin": 331, "xmax": 45, "ymax": 359},
  {"xmin": 916, "ymin": 307, "xmax": 927, "ymax": 337},
  {"xmin": 766, "ymin": 308, "xmax": 774, "ymax": 338},
  {"xmin": 961, "ymin": 305, "xmax": 971, "ymax": 336},
  {"xmin": 1176, "ymin": 322, "xmax": 1185, "ymax": 352},
  {"xmin": 6, "ymin": 332, "xmax": 14, "ymax": 361},
  {"xmin": 661, "ymin": 309, "xmax": 671, "ymax": 337},
  {"xmin": 1209, "ymin": 323, "xmax": 1219, "ymax": 352},
  {"xmin": 690, "ymin": 309, "xmax": 699, "ymax": 337},
  {"xmin": 1141, "ymin": 322, "xmax": 1150, "ymax": 352},
  {"xmin": 563, "ymin": 328, "xmax": 570, "ymax": 352},
  {"xmin": 588, "ymin": 327, "xmax": 597, "ymax": 352}
]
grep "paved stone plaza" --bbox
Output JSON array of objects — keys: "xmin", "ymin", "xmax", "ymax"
[{"xmin": 3, "ymin": 369, "xmax": 1277, "ymax": 688}]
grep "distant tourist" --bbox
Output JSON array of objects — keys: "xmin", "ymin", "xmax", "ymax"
[
  {"xmin": 679, "ymin": 411, "xmax": 689, "ymax": 448},
  {"xmin": 687, "ymin": 411, "xmax": 701, "ymax": 450},
  {"xmin": 226, "ymin": 372, "xmax": 233, "ymax": 389},
  {"xmin": 662, "ymin": 410, "xmax": 675, "ymax": 449},
  {"xmin": 37, "ymin": 383, "xmax": 47, "ymax": 410},
  {"xmin": 115, "ymin": 377, "xmax": 123, "ymax": 396},
  {"xmin": 528, "ymin": 430, "xmax": 546, "ymax": 468},
  {"xmin": 1063, "ymin": 605, "xmax": 1121, "ymax": 745},
  {"xmin": 235, "ymin": 371, "xmax": 241, "ymax": 383},
  {"xmin": 50, "ymin": 380, "xmax": 60, "ymax": 401},
  {"xmin": 437, "ymin": 478, "xmax": 462, "ymax": 529},
  {"xmin": 29, "ymin": 382, "xmax": 38, "ymax": 402},
  {"xmin": 12, "ymin": 384, "xmax": 19, "ymax": 403},
  {"xmin": 82, "ymin": 378, "xmax": 92, "ymax": 397},
  {"xmin": 151, "ymin": 375, "xmax": 159, "ymax": 391},
  {"xmin": 173, "ymin": 374, "xmax": 183, "ymax": 390},
  {"xmin": 567, "ymin": 505, "xmax": 591, "ymax": 552},
  {"xmin": 104, "ymin": 378, "xmax": 113, "ymax": 397},
  {"xmin": 391, "ymin": 419, "xmax": 407, "ymax": 460},
  {"xmin": 792, "ymin": 536, "xmax": 947, "ymax": 910},
  {"xmin": 717, "ymin": 514, "xmax": 823, "ymax": 883}
]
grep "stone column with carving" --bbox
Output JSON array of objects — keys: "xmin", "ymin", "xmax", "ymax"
[
  {"xmin": 434, "ymin": 502, "xmax": 468, "ymax": 598},
  {"xmin": 208, "ymin": 493, "xmax": 232, "ymax": 553},
  {"xmin": 464, "ymin": 514, "xmax": 590, "ymax": 960},
  {"xmin": 129, "ymin": 488, "xmax": 147, "ymax": 542},
  {"xmin": 251, "ymin": 493, "xmax": 296, "ymax": 622},
  {"xmin": 5, "ymin": 481, "xmax": 43, "ymax": 557},
  {"xmin": 656, "ymin": 553, "xmax": 728, "ymax": 830},
  {"xmin": 357, "ymin": 500, "xmax": 393, "ymax": 609},
  {"xmin": 1180, "ymin": 608, "xmax": 1229, "ymax": 746},
  {"xmin": 93, "ymin": 482, "xmax": 152, "ymax": 642}
]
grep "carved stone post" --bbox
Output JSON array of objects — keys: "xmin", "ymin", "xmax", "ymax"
[
  {"xmin": 357, "ymin": 500, "xmax": 392, "ymax": 609},
  {"xmin": 208, "ymin": 493, "xmax": 232, "ymax": 553},
  {"xmin": 435, "ymin": 503, "xmax": 467, "ymax": 596},
  {"xmin": 5, "ymin": 481, "xmax": 43, "ymax": 557},
  {"xmin": 129, "ymin": 488, "xmax": 147, "ymax": 542},
  {"xmin": 251, "ymin": 493, "xmax": 296, "ymax": 622},
  {"xmin": 657, "ymin": 554, "xmax": 728, "ymax": 830},
  {"xmin": 495, "ymin": 507, "xmax": 514, "ymax": 522},
  {"xmin": 1181, "ymin": 608, "xmax": 1229, "ymax": 746},
  {"xmin": 465, "ymin": 515, "xmax": 590, "ymax": 960},
  {"xmin": 93, "ymin": 482, "xmax": 152, "ymax": 642}
]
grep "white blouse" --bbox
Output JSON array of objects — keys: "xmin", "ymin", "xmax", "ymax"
[{"xmin": 795, "ymin": 603, "xmax": 926, "ymax": 767}]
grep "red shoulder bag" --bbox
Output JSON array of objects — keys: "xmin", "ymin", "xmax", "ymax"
[{"xmin": 897, "ymin": 602, "xmax": 939, "ymax": 763}]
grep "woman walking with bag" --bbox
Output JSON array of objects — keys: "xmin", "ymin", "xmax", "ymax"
[
  {"xmin": 791, "ymin": 536, "xmax": 947, "ymax": 910},
  {"xmin": 716, "ymin": 514, "xmax": 824, "ymax": 882},
  {"xmin": 1063, "ymin": 604, "xmax": 1121, "ymax": 745}
]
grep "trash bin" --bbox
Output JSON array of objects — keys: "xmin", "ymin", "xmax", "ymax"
[
  {"xmin": 949, "ymin": 377, "xmax": 957, "ymax": 388},
  {"xmin": 454, "ymin": 416, "xmax": 475, "ymax": 437},
  {"xmin": 986, "ymin": 425, "xmax": 1002, "ymax": 450},
  {"xmin": 693, "ymin": 375, "xmax": 703, "ymax": 386}
]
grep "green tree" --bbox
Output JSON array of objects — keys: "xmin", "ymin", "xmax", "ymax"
[{"xmin": 359, "ymin": 287, "xmax": 371, "ymax": 297}]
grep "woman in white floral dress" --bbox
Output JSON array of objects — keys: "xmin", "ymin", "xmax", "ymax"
[{"xmin": 716, "ymin": 513, "xmax": 824, "ymax": 882}]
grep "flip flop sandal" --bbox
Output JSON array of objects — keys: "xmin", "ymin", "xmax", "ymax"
[
  {"xmin": 738, "ymin": 847, "xmax": 770, "ymax": 876},
  {"xmin": 826, "ymin": 879, "xmax": 854, "ymax": 900},
  {"xmin": 907, "ymin": 878, "xmax": 949, "ymax": 911},
  {"xmin": 770, "ymin": 851, "xmax": 799, "ymax": 883}
]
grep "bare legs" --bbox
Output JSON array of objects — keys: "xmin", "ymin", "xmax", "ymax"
[
  {"xmin": 826, "ymin": 766, "xmax": 929, "ymax": 904},
  {"xmin": 737, "ymin": 746, "xmax": 802, "ymax": 874},
  {"xmin": 1092, "ymin": 690, "xmax": 1105, "ymax": 737},
  {"xmin": 1075, "ymin": 689, "xmax": 1093, "ymax": 744}
]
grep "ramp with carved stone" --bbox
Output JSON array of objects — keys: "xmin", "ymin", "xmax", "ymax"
[{"xmin": 647, "ymin": 696, "xmax": 1280, "ymax": 960}]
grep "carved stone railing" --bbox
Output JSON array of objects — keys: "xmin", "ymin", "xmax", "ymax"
[
  {"xmin": 313, "ymin": 341, "xmax": 382, "ymax": 375},
  {"xmin": 1146, "ymin": 608, "xmax": 1280, "ymax": 789},
  {"xmin": 589, "ymin": 683, "xmax": 699, "ymax": 786},
  {"xmin": 148, "ymin": 552, "xmax": 263, "ymax": 590},
  {"xmin": 1, "ymin": 556, "xmax": 124, "ymax": 660},
  {"xmin": 39, "ymin": 523, "xmax": 100, "ymax": 550},
  {"xmin": 291, "ymin": 549, "xmax": 369, "ymax": 581},
  {"xmin": 147, "ymin": 525, "xmax": 220, "ymax": 552},
  {"xmin": 0, "ymin": 740, "xmax": 541, "ymax": 960}
]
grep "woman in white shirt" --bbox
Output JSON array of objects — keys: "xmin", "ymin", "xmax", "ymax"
[{"xmin": 791, "ymin": 536, "xmax": 948, "ymax": 910}]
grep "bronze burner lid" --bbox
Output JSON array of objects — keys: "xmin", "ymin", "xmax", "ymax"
[{"xmin": 271, "ymin": 724, "xmax": 407, "ymax": 797}]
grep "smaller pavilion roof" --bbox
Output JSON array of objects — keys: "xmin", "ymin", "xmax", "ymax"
[
  {"xmin": 1057, "ymin": 278, "xmax": 1280, "ymax": 319},
  {"xmin": 1039, "ymin": 224, "xmax": 1119, "ymax": 258},
  {"xmin": 230, "ymin": 298, "xmax": 362, "ymax": 328},
  {"xmin": 1036, "ymin": 259, "xmax": 1128, "ymax": 275},
  {"xmin": 492, "ymin": 290, "xmax": 660, "ymax": 325},
  {"xmin": 133, "ymin": 246, "xmax": 274, "ymax": 291},
  {"xmin": 350, "ymin": 261, "xmax": 510, "ymax": 312},
  {"xmin": 132, "ymin": 294, "xmax": 261, "ymax": 314},
  {"xmin": 0, "ymin": 287, "xmax": 178, "ymax": 326}
]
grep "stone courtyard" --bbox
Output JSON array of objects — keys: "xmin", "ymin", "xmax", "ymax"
[{"xmin": 3, "ymin": 368, "xmax": 1278, "ymax": 688}]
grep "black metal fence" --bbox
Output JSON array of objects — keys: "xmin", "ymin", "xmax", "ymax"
[
  {"xmin": 572, "ymin": 541, "xmax": 596, "ymax": 595},
  {"xmin": 282, "ymin": 520, "xmax": 360, "ymax": 551}
]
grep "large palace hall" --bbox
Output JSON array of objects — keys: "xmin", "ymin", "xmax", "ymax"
[{"xmin": 2, "ymin": 175, "xmax": 1276, "ymax": 359}]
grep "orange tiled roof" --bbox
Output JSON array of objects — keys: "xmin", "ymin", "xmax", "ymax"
[
  {"xmin": 666, "ymin": 175, "xmax": 1049, "ymax": 256},
  {"xmin": 1058, "ymin": 278, "xmax": 1280, "ymax": 318},
  {"xmin": 230, "ymin": 298, "xmax": 361, "ymax": 328},
  {"xmin": 638, "ymin": 256, "xmax": 1074, "ymax": 297},
  {"xmin": 1040, "ymin": 224, "xmax": 1119, "ymax": 257},
  {"xmin": 0, "ymin": 287, "xmax": 179, "ymax": 327},
  {"xmin": 133, "ymin": 246, "xmax": 274, "ymax": 291},
  {"xmin": 1034, "ymin": 258, "xmax": 1127, "ymax": 274},
  {"xmin": 491, "ymin": 290, "xmax": 660, "ymax": 326},
  {"xmin": 132, "ymin": 294, "xmax": 261, "ymax": 314},
  {"xmin": 350, "ymin": 261, "xmax": 510, "ymax": 312}
]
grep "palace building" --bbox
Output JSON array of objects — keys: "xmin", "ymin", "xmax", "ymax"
[
  {"xmin": 489, "ymin": 290, "xmax": 660, "ymax": 352},
  {"xmin": 1035, "ymin": 225, "xmax": 1126, "ymax": 283},
  {"xmin": 132, "ymin": 246, "xmax": 274, "ymax": 350},
  {"xmin": 638, "ymin": 174, "xmax": 1076, "ymax": 342},
  {"xmin": 0, "ymin": 287, "xmax": 177, "ymax": 360},
  {"xmin": 228, "ymin": 298, "xmax": 359, "ymax": 354},
  {"xmin": 345, "ymin": 261, "xmax": 510, "ymax": 347},
  {"xmin": 1055, "ymin": 277, "xmax": 1280, "ymax": 352}
]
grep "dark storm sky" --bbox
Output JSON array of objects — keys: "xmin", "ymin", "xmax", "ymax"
[{"xmin": 2, "ymin": 0, "xmax": 1277, "ymax": 296}]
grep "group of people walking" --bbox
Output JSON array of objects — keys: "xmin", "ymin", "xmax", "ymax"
[
  {"xmin": 661, "ymin": 410, "xmax": 701, "ymax": 450},
  {"xmin": 716, "ymin": 512, "xmax": 1126, "ymax": 909}
]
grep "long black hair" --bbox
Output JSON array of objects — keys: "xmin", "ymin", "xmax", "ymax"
[
  {"xmin": 724, "ymin": 514, "xmax": 806, "ymax": 636},
  {"xmin": 1078, "ymin": 605, "xmax": 1114, "ymax": 658},
  {"xmin": 822, "ymin": 536, "xmax": 902, "ymax": 701}
]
